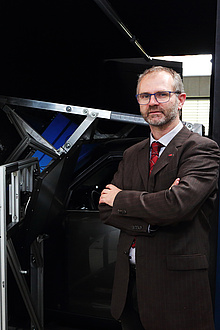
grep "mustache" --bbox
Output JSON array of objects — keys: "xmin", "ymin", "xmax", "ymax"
[{"xmin": 148, "ymin": 106, "xmax": 164, "ymax": 113}]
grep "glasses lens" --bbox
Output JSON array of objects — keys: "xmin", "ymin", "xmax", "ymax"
[
  {"xmin": 155, "ymin": 92, "xmax": 170, "ymax": 103},
  {"xmin": 137, "ymin": 91, "xmax": 173, "ymax": 104},
  {"xmin": 137, "ymin": 93, "xmax": 150, "ymax": 104}
]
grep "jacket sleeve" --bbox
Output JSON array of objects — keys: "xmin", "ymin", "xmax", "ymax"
[
  {"xmin": 99, "ymin": 151, "xmax": 151, "ymax": 235},
  {"xmin": 99, "ymin": 137, "xmax": 220, "ymax": 234}
]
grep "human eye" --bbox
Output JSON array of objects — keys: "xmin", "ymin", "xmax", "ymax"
[
  {"xmin": 156, "ymin": 91, "xmax": 169, "ymax": 98},
  {"xmin": 139, "ymin": 93, "xmax": 150, "ymax": 100}
]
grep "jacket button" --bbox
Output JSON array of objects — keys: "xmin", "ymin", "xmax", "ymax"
[
  {"xmin": 118, "ymin": 209, "xmax": 127, "ymax": 215},
  {"xmin": 124, "ymin": 251, "xmax": 129, "ymax": 255},
  {"xmin": 132, "ymin": 225, "xmax": 143, "ymax": 230}
]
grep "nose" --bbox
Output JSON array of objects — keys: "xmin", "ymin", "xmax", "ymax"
[{"xmin": 148, "ymin": 94, "xmax": 159, "ymax": 106}]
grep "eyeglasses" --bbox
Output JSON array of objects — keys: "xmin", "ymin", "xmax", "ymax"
[{"xmin": 136, "ymin": 91, "xmax": 181, "ymax": 105}]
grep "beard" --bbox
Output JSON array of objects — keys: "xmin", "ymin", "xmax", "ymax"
[{"xmin": 144, "ymin": 100, "xmax": 179, "ymax": 126}]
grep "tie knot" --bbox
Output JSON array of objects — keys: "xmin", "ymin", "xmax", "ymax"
[{"xmin": 151, "ymin": 141, "xmax": 163, "ymax": 154}]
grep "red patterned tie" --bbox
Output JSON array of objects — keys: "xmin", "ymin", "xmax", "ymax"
[{"xmin": 149, "ymin": 141, "xmax": 163, "ymax": 175}]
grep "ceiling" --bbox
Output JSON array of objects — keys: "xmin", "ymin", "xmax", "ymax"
[{"xmin": 0, "ymin": 0, "xmax": 217, "ymax": 109}]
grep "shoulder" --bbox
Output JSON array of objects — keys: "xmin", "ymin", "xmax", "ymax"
[
  {"xmin": 176, "ymin": 126, "xmax": 219, "ymax": 149},
  {"xmin": 123, "ymin": 138, "xmax": 149, "ymax": 156},
  {"xmin": 177, "ymin": 128, "xmax": 220, "ymax": 163},
  {"xmin": 186, "ymin": 129, "xmax": 219, "ymax": 150}
]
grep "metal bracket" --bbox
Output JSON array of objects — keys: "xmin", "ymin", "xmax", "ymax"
[
  {"xmin": 0, "ymin": 158, "xmax": 42, "ymax": 330},
  {"xmin": 59, "ymin": 110, "xmax": 98, "ymax": 153}
]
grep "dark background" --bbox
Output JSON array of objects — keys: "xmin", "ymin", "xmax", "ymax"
[{"xmin": 0, "ymin": 0, "xmax": 217, "ymax": 109}]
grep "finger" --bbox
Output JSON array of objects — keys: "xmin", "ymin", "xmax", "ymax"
[
  {"xmin": 101, "ymin": 188, "xmax": 110, "ymax": 195},
  {"xmin": 169, "ymin": 178, "xmax": 180, "ymax": 190},
  {"xmin": 99, "ymin": 195, "xmax": 105, "ymax": 203},
  {"xmin": 106, "ymin": 184, "xmax": 113, "ymax": 189},
  {"xmin": 173, "ymin": 178, "xmax": 180, "ymax": 186}
]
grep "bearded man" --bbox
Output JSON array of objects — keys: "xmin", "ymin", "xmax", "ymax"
[{"xmin": 99, "ymin": 66, "xmax": 220, "ymax": 330}]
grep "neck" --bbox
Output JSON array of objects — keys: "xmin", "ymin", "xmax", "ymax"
[{"xmin": 150, "ymin": 118, "xmax": 180, "ymax": 140}]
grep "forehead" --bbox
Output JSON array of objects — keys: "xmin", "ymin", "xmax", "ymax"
[{"xmin": 139, "ymin": 71, "xmax": 174, "ymax": 93}]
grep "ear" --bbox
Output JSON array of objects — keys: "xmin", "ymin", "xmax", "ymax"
[{"xmin": 178, "ymin": 93, "xmax": 186, "ymax": 110}]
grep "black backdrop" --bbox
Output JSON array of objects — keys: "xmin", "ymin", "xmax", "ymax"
[{"xmin": 0, "ymin": 0, "xmax": 217, "ymax": 108}]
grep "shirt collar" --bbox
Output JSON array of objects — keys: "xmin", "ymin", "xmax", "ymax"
[{"xmin": 150, "ymin": 121, "xmax": 183, "ymax": 147}]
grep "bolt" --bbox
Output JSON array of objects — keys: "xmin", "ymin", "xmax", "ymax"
[
  {"xmin": 65, "ymin": 143, "xmax": 71, "ymax": 149},
  {"xmin": 83, "ymin": 109, "xmax": 89, "ymax": 115},
  {"xmin": 66, "ymin": 106, "xmax": 72, "ymax": 112},
  {"xmin": 91, "ymin": 112, "xmax": 98, "ymax": 118}
]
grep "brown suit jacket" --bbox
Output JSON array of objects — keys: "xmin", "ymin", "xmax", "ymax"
[{"xmin": 99, "ymin": 126, "xmax": 220, "ymax": 330}]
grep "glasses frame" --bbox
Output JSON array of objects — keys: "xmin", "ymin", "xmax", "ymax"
[{"xmin": 136, "ymin": 91, "xmax": 181, "ymax": 105}]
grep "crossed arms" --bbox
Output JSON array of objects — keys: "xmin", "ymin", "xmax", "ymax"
[
  {"xmin": 99, "ymin": 179, "xmax": 180, "ymax": 207},
  {"xmin": 98, "ymin": 136, "xmax": 220, "ymax": 233}
]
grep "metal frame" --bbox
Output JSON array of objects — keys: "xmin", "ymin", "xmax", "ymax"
[
  {"xmin": 0, "ymin": 164, "xmax": 8, "ymax": 329},
  {"xmin": 0, "ymin": 97, "xmax": 203, "ymax": 160},
  {"xmin": 0, "ymin": 158, "xmax": 43, "ymax": 330},
  {"xmin": 93, "ymin": 0, "xmax": 152, "ymax": 62}
]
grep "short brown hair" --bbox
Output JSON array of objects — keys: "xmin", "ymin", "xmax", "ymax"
[{"xmin": 136, "ymin": 66, "xmax": 185, "ymax": 94}]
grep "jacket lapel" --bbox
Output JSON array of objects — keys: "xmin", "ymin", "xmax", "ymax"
[
  {"xmin": 148, "ymin": 126, "xmax": 192, "ymax": 187},
  {"xmin": 137, "ymin": 139, "xmax": 150, "ymax": 189}
]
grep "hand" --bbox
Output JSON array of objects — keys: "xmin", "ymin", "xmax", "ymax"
[
  {"xmin": 99, "ymin": 184, "xmax": 122, "ymax": 207},
  {"xmin": 169, "ymin": 178, "xmax": 180, "ymax": 190}
]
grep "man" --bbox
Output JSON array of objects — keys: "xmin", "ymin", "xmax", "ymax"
[{"xmin": 99, "ymin": 66, "xmax": 220, "ymax": 330}]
